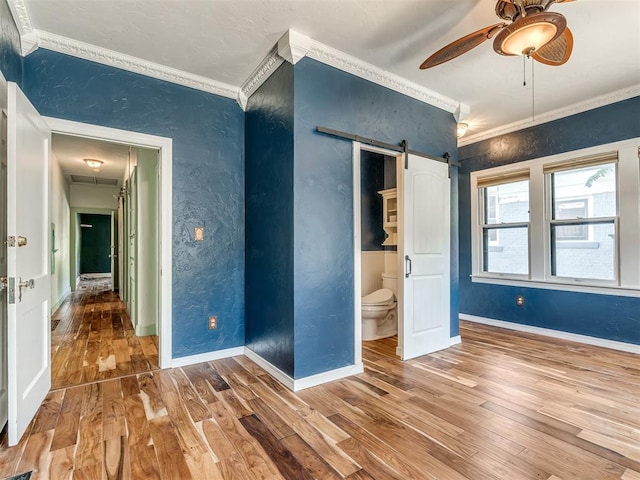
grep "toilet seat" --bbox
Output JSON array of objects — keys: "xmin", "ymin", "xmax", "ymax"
[{"xmin": 362, "ymin": 288, "xmax": 394, "ymax": 306}]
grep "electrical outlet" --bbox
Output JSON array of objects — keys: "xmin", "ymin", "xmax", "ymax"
[
  {"xmin": 208, "ymin": 315, "xmax": 218, "ymax": 330},
  {"xmin": 516, "ymin": 295, "xmax": 525, "ymax": 307}
]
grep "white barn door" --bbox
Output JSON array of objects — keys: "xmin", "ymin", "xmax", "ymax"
[
  {"xmin": 400, "ymin": 153, "xmax": 450, "ymax": 360},
  {"xmin": 6, "ymin": 82, "xmax": 51, "ymax": 445}
]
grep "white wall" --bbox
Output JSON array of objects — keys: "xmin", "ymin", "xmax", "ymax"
[
  {"xmin": 70, "ymin": 184, "xmax": 119, "ymax": 210},
  {"xmin": 50, "ymin": 155, "xmax": 71, "ymax": 312}
]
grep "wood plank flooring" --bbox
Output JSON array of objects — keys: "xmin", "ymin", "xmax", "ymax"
[
  {"xmin": 2, "ymin": 321, "xmax": 639, "ymax": 479},
  {"xmin": 51, "ymin": 278, "xmax": 159, "ymax": 390}
]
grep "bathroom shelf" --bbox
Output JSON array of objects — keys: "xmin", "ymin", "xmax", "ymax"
[{"xmin": 378, "ymin": 188, "xmax": 397, "ymax": 246}]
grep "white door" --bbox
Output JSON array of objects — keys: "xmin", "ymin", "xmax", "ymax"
[
  {"xmin": 6, "ymin": 82, "xmax": 51, "ymax": 445},
  {"xmin": 0, "ymin": 101, "xmax": 8, "ymax": 429},
  {"xmin": 399, "ymin": 153, "xmax": 450, "ymax": 360}
]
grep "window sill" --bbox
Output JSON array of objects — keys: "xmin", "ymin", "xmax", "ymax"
[{"xmin": 470, "ymin": 275, "xmax": 640, "ymax": 298}]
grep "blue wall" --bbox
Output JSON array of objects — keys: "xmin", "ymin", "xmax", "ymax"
[
  {"xmin": 245, "ymin": 62, "xmax": 295, "ymax": 375},
  {"xmin": 293, "ymin": 58, "xmax": 458, "ymax": 377},
  {"xmin": 0, "ymin": 0, "xmax": 22, "ymax": 84},
  {"xmin": 458, "ymin": 97, "xmax": 640, "ymax": 344},
  {"xmin": 23, "ymin": 49, "xmax": 246, "ymax": 358},
  {"xmin": 360, "ymin": 151, "xmax": 385, "ymax": 251}
]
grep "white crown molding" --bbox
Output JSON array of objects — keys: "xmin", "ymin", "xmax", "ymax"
[
  {"xmin": 278, "ymin": 29, "xmax": 311, "ymax": 65},
  {"xmin": 34, "ymin": 30, "xmax": 239, "ymax": 100},
  {"xmin": 307, "ymin": 40, "xmax": 459, "ymax": 114},
  {"xmin": 6, "ymin": 0, "xmax": 34, "ymax": 35},
  {"xmin": 459, "ymin": 84, "xmax": 640, "ymax": 147},
  {"xmin": 238, "ymin": 46, "xmax": 285, "ymax": 109}
]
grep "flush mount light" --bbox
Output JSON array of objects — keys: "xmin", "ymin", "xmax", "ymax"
[
  {"xmin": 83, "ymin": 158, "xmax": 103, "ymax": 172},
  {"xmin": 456, "ymin": 122, "xmax": 469, "ymax": 138}
]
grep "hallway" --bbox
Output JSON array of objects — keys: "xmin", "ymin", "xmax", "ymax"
[{"xmin": 51, "ymin": 279, "xmax": 159, "ymax": 390}]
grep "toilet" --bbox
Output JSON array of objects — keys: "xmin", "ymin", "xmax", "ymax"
[{"xmin": 361, "ymin": 273, "xmax": 397, "ymax": 341}]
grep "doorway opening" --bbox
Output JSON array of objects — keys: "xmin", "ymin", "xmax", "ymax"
[
  {"xmin": 353, "ymin": 142, "xmax": 452, "ymax": 366},
  {"xmin": 46, "ymin": 117, "xmax": 173, "ymax": 373},
  {"xmin": 50, "ymin": 133, "xmax": 164, "ymax": 389}
]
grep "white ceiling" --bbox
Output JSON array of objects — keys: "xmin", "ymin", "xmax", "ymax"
[
  {"xmin": 52, "ymin": 134, "xmax": 129, "ymax": 186},
  {"xmin": 18, "ymin": 0, "xmax": 640, "ymax": 139}
]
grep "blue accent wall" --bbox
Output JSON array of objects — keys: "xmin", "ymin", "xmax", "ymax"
[
  {"xmin": 23, "ymin": 49, "xmax": 245, "ymax": 358},
  {"xmin": 245, "ymin": 62, "xmax": 295, "ymax": 375},
  {"xmin": 293, "ymin": 58, "xmax": 458, "ymax": 378},
  {"xmin": 0, "ymin": 0, "xmax": 23, "ymax": 83},
  {"xmin": 458, "ymin": 97, "xmax": 640, "ymax": 344}
]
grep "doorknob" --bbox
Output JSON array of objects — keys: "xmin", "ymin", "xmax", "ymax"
[
  {"xmin": 18, "ymin": 277, "xmax": 35, "ymax": 302},
  {"xmin": 0, "ymin": 277, "xmax": 6, "ymax": 292},
  {"xmin": 405, "ymin": 255, "xmax": 412, "ymax": 278}
]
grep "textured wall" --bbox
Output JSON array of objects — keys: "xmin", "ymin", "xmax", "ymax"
[
  {"xmin": 458, "ymin": 98, "xmax": 640, "ymax": 344},
  {"xmin": 23, "ymin": 49, "xmax": 245, "ymax": 357},
  {"xmin": 245, "ymin": 62, "xmax": 295, "ymax": 375},
  {"xmin": 293, "ymin": 58, "xmax": 458, "ymax": 378},
  {"xmin": 0, "ymin": 0, "xmax": 22, "ymax": 84}
]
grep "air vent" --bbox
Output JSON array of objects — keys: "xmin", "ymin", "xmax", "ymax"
[{"xmin": 70, "ymin": 175, "xmax": 119, "ymax": 186}]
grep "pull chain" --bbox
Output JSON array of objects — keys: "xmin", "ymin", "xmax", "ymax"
[
  {"xmin": 531, "ymin": 57, "xmax": 535, "ymax": 121},
  {"xmin": 523, "ymin": 55, "xmax": 527, "ymax": 86}
]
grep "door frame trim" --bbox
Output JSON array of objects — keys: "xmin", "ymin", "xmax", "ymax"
[
  {"xmin": 45, "ymin": 117, "xmax": 173, "ymax": 369},
  {"xmin": 352, "ymin": 142, "xmax": 403, "ymax": 364}
]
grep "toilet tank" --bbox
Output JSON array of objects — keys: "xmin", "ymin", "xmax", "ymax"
[{"xmin": 381, "ymin": 273, "xmax": 397, "ymax": 295}]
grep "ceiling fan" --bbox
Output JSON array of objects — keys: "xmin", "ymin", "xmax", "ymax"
[{"xmin": 420, "ymin": 0, "xmax": 575, "ymax": 69}]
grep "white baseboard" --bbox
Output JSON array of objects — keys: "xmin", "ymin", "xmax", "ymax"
[
  {"xmin": 135, "ymin": 324, "xmax": 157, "ymax": 337},
  {"xmin": 460, "ymin": 314, "xmax": 640, "ymax": 355},
  {"xmin": 80, "ymin": 273, "xmax": 111, "ymax": 279},
  {"xmin": 449, "ymin": 335, "xmax": 462, "ymax": 346},
  {"xmin": 51, "ymin": 286, "xmax": 71, "ymax": 314},
  {"xmin": 244, "ymin": 348, "xmax": 364, "ymax": 392},
  {"xmin": 170, "ymin": 346, "xmax": 245, "ymax": 368}
]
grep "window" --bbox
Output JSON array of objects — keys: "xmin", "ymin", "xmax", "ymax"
[
  {"xmin": 479, "ymin": 177, "xmax": 529, "ymax": 275},
  {"xmin": 470, "ymin": 139, "xmax": 640, "ymax": 294},
  {"xmin": 548, "ymin": 162, "xmax": 617, "ymax": 281}
]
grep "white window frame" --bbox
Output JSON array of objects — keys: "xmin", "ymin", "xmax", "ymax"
[{"xmin": 470, "ymin": 138, "xmax": 640, "ymax": 297}]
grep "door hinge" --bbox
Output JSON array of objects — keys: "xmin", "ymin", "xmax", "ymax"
[
  {"xmin": 8, "ymin": 277, "xmax": 15, "ymax": 304},
  {"xmin": 7, "ymin": 236, "xmax": 15, "ymax": 247}
]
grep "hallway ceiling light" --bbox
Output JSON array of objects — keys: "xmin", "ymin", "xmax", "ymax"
[
  {"xmin": 83, "ymin": 158, "xmax": 104, "ymax": 171},
  {"xmin": 456, "ymin": 122, "xmax": 469, "ymax": 138}
]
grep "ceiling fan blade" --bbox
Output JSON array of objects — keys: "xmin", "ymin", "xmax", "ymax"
[
  {"xmin": 532, "ymin": 26, "xmax": 573, "ymax": 66},
  {"xmin": 420, "ymin": 23, "xmax": 506, "ymax": 69}
]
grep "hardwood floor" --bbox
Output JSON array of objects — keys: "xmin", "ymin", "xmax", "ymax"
[
  {"xmin": 51, "ymin": 278, "xmax": 159, "ymax": 390},
  {"xmin": 2, "ymin": 321, "xmax": 639, "ymax": 479}
]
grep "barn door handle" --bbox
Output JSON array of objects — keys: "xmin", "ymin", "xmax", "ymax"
[{"xmin": 405, "ymin": 255, "xmax": 412, "ymax": 278}]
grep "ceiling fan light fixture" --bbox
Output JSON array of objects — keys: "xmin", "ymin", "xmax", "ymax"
[
  {"xmin": 83, "ymin": 158, "xmax": 104, "ymax": 172},
  {"xmin": 493, "ymin": 12, "xmax": 566, "ymax": 56},
  {"xmin": 456, "ymin": 122, "xmax": 469, "ymax": 138}
]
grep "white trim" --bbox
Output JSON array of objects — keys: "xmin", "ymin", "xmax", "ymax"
[
  {"xmin": 6, "ymin": 0, "xmax": 33, "ymax": 35},
  {"xmin": 44, "ymin": 117, "xmax": 174, "ymax": 370},
  {"xmin": 79, "ymin": 273, "xmax": 110, "ymax": 279},
  {"xmin": 51, "ymin": 286, "xmax": 71, "ymax": 314},
  {"xmin": 307, "ymin": 40, "xmax": 458, "ymax": 114},
  {"xmin": 243, "ymin": 348, "xmax": 295, "ymax": 390},
  {"xmin": 460, "ymin": 314, "xmax": 640, "ymax": 355},
  {"xmin": 238, "ymin": 47, "xmax": 284, "ymax": 110},
  {"xmin": 244, "ymin": 348, "xmax": 364, "ymax": 392},
  {"xmin": 353, "ymin": 143, "xmax": 363, "ymax": 368},
  {"xmin": 471, "ymin": 276, "xmax": 640, "ymax": 298},
  {"xmin": 169, "ymin": 347, "xmax": 245, "ymax": 369},
  {"xmin": 32, "ymin": 30, "xmax": 239, "ymax": 100},
  {"xmin": 277, "ymin": 29, "xmax": 311, "ymax": 65},
  {"xmin": 449, "ymin": 335, "xmax": 461, "ymax": 346},
  {"xmin": 460, "ymin": 85, "xmax": 640, "ymax": 146},
  {"xmin": 293, "ymin": 364, "xmax": 364, "ymax": 391}
]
